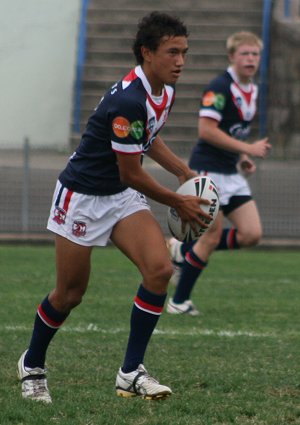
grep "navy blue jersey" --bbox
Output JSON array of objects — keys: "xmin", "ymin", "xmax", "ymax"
[
  {"xmin": 189, "ymin": 67, "xmax": 258, "ymax": 174},
  {"xmin": 59, "ymin": 66, "xmax": 175, "ymax": 195}
]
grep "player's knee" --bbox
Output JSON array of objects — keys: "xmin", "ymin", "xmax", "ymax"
[
  {"xmin": 66, "ymin": 291, "xmax": 84, "ymax": 309},
  {"xmin": 239, "ymin": 228, "xmax": 262, "ymax": 247},
  {"xmin": 53, "ymin": 286, "xmax": 86, "ymax": 311},
  {"xmin": 155, "ymin": 261, "xmax": 174, "ymax": 283},
  {"xmin": 144, "ymin": 261, "xmax": 173, "ymax": 287},
  {"xmin": 250, "ymin": 229, "xmax": 262, "ymax": 246}
]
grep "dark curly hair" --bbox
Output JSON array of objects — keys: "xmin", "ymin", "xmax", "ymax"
[{"xmin": 132, "ymin": 11, "xmax": 189, "ymax": 65}]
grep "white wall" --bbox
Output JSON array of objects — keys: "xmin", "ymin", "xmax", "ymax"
[{"xmin": 0, "ymin": 0, "xmax": 81, "ymax": 148}]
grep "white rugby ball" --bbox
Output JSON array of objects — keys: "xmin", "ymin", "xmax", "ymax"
[{"xmin": 167, "ymin": 176, "xmax": 220, "ymax": 242}]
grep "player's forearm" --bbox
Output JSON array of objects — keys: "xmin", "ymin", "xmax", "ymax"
[
  {"xmin": 147, "ymin": 136, "xmax": 193, "ymax": 180},
  {"xmin": 199, "ymin": 123, "xmax": 251, "ymax": 155},
  {"xmin": 121, "ymin": 166, "xmax": 182, "ymax": 207}
]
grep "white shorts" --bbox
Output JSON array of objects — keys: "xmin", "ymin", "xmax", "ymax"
[
  {"xmin": 47, "ymin": 181, "xmax": 151, "ymax": 246},
  {"xmin": 198, "ymin": 171, "xmax": 251, "ymax": 207}
]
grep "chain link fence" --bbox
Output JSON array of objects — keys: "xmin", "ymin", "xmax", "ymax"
[{"xmin": 0, "ymin": 138, "xmax": 299, "ymax": 244}]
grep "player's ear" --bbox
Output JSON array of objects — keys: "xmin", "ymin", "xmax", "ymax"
[
  {"xmin": 141, "ymin": 46, "xmax": 152, "ymax": 63},
  {"xmin": 228, "ymin": 53, "xmax": 235, "ymax": 64}
]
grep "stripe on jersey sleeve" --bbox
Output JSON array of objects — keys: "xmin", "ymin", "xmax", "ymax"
[
  {"xmin": 199, "ymin": 109, "xmax": 222, "ymax": 121},
  {"xmin": 112, "ymin": 141, "xmax": 143, "ymax": 154}
]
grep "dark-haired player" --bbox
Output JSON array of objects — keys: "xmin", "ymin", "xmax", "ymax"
[
  {"xmin": 167, "ymin": 31, "xmax": 271, "ymax": 316},
  {"xmin": 17, "ymin": 11, "xmax": 211, "ymax": 402}
]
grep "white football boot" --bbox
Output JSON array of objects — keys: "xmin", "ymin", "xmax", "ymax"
[
  {"xmin": 167, "ymin": 237, "xmax": 184, "ymax": 264},
  {"xmin": 116, "ymin": 364, "xmax": 172, "ymax": 400},
  {"xmin": 167, "ymin": 237, "xmax": 184, "ymax": 286},
  {"xmin": 17, "ymin": 350, "xmax": 52, "ymax": 403},
  {"xmin": 167, "ymin": 298, "xmax": 200, "ymax": 316}
]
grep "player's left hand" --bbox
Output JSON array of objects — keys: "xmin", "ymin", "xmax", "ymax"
[{"xmin": 237, "ymin": 156, "xmax": 256, "ymax": 176}]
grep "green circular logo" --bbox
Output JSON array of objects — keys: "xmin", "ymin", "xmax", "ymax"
[
  {"xmin": 214, "ymin": 94, "xmax": 225, "ymax": 111},
  {"xmin": 130, "ymin": 121, "xmax": 144, "ymax": 140}
]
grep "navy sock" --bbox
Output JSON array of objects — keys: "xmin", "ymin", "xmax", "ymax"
[
  {"xmin": 216, "ymin": 228, "xmax": 239, "ymax": 250},
  {"xmin": 122, "ymin": 284, "xmax": 166, "ymax": 373},
  {"xmin": 173, "ymin": 250, "xmax": 207, "ymax": 304},
  {"xmin": 25, "ymin": 296, "xmax": 69, "ymax": 369},
  {"xmin": 180, "ymin": 240, "xmax": 197, "ymax": 257}
]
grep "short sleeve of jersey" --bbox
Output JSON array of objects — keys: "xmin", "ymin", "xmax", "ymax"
[
  {"xmin": 108, "ymin": 87, "xmax": 147, "ymax": 155},
  {"xmin": 199, "ymin": 74, "xmax": 230, "ymax": 122}
]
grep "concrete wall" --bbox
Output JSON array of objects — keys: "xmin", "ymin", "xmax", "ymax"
[
  {"xmin": 268, "ymin": 0, "xmax": 300, "ymax": 156},
  {"xmin": 0, "ymin": 0, "xmax": 81, "ymax": 149}
]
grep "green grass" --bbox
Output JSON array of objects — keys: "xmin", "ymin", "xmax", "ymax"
[{"xmin": 1, "ymin": 245, "xmax": 300, "ymax": 425}]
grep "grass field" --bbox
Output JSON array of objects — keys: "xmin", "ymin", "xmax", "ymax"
[{"xmin": 1, "ymin": 244, "xmax": 300, "ymax": 425}]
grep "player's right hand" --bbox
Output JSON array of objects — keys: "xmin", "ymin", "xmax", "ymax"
[
  {"xmin": 249, "ymin": 138, "xmax": 271, "ymax": 158},
  {"xmin": 174, "ymin": 194, "xmax": 212, "ymax": 232}
]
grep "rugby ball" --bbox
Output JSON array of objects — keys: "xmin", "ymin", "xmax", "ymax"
[{"xmin": 167, "ymin": 176, "xmax": 220, "ymax": 242}]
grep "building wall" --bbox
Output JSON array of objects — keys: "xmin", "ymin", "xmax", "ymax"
[{"xmin": 0, "ymin": 0, "xmax": 80, "ymax": 148}]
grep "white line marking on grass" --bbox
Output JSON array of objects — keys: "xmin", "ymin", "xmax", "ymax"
[
  {"xmin": 154, "ymin": 328, "xmax": 273, "ymax": 338},
  {"xmin": 4, "ymin": 324, "xmax": 274, "ymax": 338}
]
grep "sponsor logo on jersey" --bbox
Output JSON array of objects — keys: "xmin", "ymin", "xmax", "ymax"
[
  {"xmin": 112, "ymin": 116, "xmax": 131, "ymax": 138},
  {"xmin": 130, "ymin": 120, "xmax": 144, "ymax": 140},
  {"xmin": 229, "ymin": 123, "xmax": 251, "ymax": 140},
  {"xmin": 202, "ymin": 91, "xmax": 215, "ymax": 107},
  {"xmin": 147, "ymin": 117, "xmax": 155, "ymax": 134},
  {"xmin": 234, "ymin": 96, "xmax": 242, "ymax": 108},
  {"xmin": 214, "ymin": 94, "xmax": 225, "ymax": 110},
  {"xmin": 203, "ymin": 91, "xmax": 225, "ymax": 111}
]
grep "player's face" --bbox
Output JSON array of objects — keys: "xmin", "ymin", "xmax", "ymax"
[
  {"xmin": 229, "ymin": 43, "xmax": 261, "ymax": 83},
  {"xmin": 142, "ymin": 36, "xmax": 189, "ymax": 95}
]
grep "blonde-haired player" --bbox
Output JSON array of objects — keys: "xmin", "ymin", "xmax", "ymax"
[{"xmin": 167, "ymin": 31, "xmax": 271, "ymax": 315}]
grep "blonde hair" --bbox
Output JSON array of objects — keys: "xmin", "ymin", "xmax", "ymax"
[{"xmin": 226, "ymin": 31, "xmax": 263, "ymax": 55}]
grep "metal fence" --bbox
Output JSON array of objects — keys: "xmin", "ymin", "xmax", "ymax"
[
  {"xmin": 0, "ymin": 141, "xmax": 68, "ymax": 236},
  {"xmin": 0, "ymin": 139, "xmax": 300, "ymax": 243}
]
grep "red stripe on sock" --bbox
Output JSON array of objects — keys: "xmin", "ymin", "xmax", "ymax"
[
  {"xmin": 227, "ymin": 228, "xmax": 236, "ymax": 249},
  {"xmin": 37, "ymin": 304, "xmax": 63, "ymax": 329},
  {"xmin": 185, "ymin": 251, "xmax": 206, "ymax": 269},
  {"xmin": 134, "ymin": 296, "xmax": 163, "ymax": 314}
]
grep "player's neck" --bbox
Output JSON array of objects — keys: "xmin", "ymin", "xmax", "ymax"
[
  {"xmin": 228, "ymin": 66, "xmax": 251, "ymax": 87},
  {"xmin": 141, "ymin": 65, "xmax": 164, "ymax": 96}
]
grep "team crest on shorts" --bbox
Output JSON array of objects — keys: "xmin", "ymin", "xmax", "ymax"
[
  {"xmin": 136, "ymin": 192, "xmax": 148, "ymax": 206},
  {"xmin": 53, "ymin": 207, "xmax": 66, "ymax": 225},
  {"xmin": 72, "ymin": 220, "xmax": 87, "ymax": 237}
]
